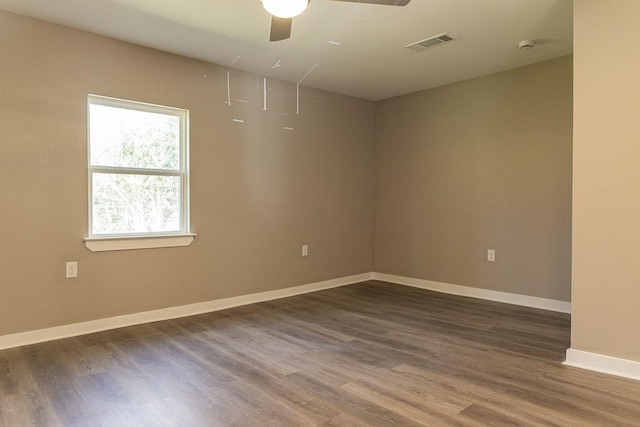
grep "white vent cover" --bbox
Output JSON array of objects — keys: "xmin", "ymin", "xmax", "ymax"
[{"xmin": 405, "ymin": 33, "xmax": 460, "ymax": 52}]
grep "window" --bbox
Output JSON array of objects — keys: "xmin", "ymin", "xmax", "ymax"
[{"xmin": 86, "ymin": 95, "xmax": 192, "ymax": 251}]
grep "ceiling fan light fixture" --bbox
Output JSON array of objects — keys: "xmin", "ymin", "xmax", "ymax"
[{"xmin": 262, "ymin": 0, "xmax": 310, "ymax": 19}]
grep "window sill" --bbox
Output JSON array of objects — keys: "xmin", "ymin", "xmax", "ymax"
[{"xmin": 84, "ymin": 234, "xmax": 196, "ymax": 252}]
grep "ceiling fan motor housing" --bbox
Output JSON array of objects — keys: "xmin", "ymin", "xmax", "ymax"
[{"xmin": 266, "ymin": 0, "xmax": 412, "ymax": 41}]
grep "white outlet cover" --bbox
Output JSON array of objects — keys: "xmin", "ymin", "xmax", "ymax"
[{"xmin": 66, "ymin": 261, "xmax": 78, "ymax": 278}]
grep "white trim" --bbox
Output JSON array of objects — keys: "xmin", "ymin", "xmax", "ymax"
[
  {"xmin": 84, "ymin": 234, "xmax": 196, "ymax": 252},
  {"xmin": 87, "ymin": 94, "xmax": 190, "ymax": 240},
  {"xmin": 564, "ymin": 348, "xmax": 640, "ymax": 381},
  {"xmin": 0, "ymin": 273, "xmax": 373, "ymax": 351},
  {"xmin": 372, "ymin": 272, "xmax": 571, "ymax": 313}
]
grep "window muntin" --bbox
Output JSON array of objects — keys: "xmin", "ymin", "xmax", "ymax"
[{"xmin": 88, "ymin": 95, "xmax": 189, "ymax": 238}]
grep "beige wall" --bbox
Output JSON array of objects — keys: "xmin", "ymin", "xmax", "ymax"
[
  {"xmin": 572, "ymin": 1, "xmax": 640, "ymax": 361},
  {"xmin": 374, "ymin": 56, "xmax": 573, "ymax": 301},
  {"xmin": 0, "ymin": 12, "xmax": 375, "ymax": 336}
]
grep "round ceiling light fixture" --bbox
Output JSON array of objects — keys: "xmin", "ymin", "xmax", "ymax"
[{"xmin": 261, "ymin": 0, "xmax": 310, "ymax": 18}]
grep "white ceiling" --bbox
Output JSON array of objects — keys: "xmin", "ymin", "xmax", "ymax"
[{"xmin": 0, "ymin": 0, "xmax": 573, "ymax": 101}]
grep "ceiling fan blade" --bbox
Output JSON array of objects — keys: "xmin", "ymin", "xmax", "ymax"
[
  {"xmin": 270, "ymin": 16, "xmax": 292, "ymax": 41},
  {"xmin": 330, "ymin": 0, "xmax": 411, "ymax": 5}
]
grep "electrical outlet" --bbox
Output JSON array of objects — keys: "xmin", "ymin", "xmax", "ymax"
[
  {"xmin": 66, "ymin": 261, "xmax": 78, "ymax": 278},
  {"xmin": 487, "ymin": 249, "xmax": 496, "ymax": 262},
  {"xmin": 302, "ymin": 245, "xmax": 309, "ymax": 257}
]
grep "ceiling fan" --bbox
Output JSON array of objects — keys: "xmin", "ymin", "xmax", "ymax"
[{"xmin": 261, "ymin": 0, "xmax": 412, "ymax": 42}]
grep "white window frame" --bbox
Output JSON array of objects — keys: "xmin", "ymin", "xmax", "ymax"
[{"xmin": 84, "ymin": 95, "xmax": 194, "ymax": 252}]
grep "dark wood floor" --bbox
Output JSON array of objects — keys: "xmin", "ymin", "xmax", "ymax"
[{"xmin": 2, "ymin": 281, "xmax": 640, "ymax": 426}]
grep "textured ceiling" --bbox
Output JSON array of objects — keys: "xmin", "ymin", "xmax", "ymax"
[{"xmin": 0, "ymin": 0, "xmax": 573, "ymax": 101}]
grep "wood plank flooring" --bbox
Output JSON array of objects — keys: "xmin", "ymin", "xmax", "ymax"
[{"xmin": 2, "ymin": 280, "xmax": 640, "ymax": 426}]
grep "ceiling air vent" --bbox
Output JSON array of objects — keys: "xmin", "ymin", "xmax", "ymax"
[{"xmin": 405, "ymin": 33, "xmax": 460, "ymax": 52}]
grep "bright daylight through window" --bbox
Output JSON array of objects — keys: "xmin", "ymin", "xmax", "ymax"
[{"xmin": 87, "ymin": 95, "xmax": 189, "ymax": 241}]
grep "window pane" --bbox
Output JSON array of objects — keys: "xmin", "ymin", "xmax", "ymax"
[
  {"xmin": 92, "ymin": 173, "xmax": 181, "ymax": 235},
  {"xmin": 89, "ymin": 104, "xmax": 180, "ymax": 170}
]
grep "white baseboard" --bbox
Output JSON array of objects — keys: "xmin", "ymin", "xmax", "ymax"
[
  {"xmin": 0, "ymin": 271, "xmax": 573, "ymax": 351},
  {"xmin": 372, "ymin": 272, "xmax": 571, "ymax": 313},
  {"xmin": 564, "ymin": 349, "xmax": 640, "ymax": 381},
  {"xmin": 0, "ymin": 272, "xmax": 373, "ymax": 351}
]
